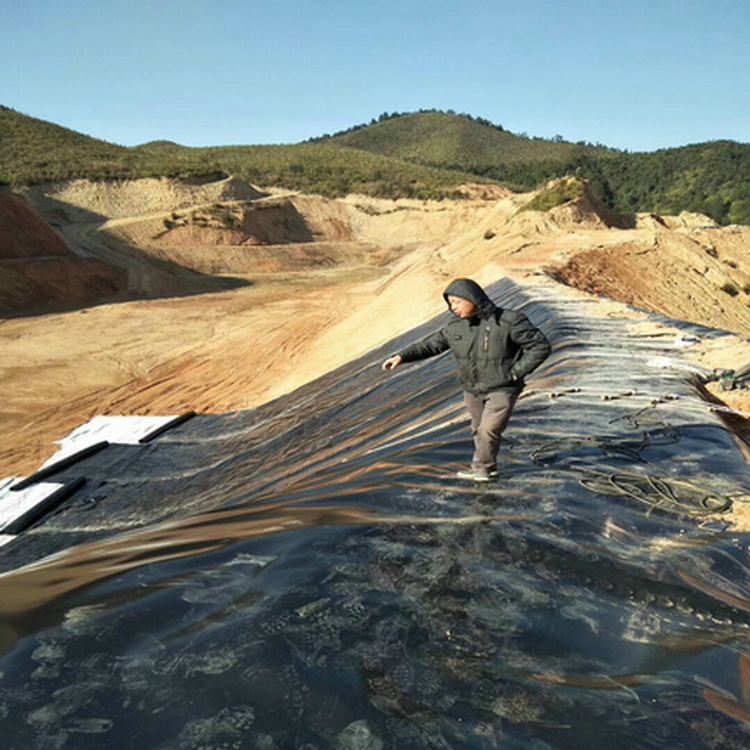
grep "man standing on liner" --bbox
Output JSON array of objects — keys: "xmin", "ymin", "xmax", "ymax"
[{"xmin": 382, "ymin": 278, "xmax": 550, "ymax": 482}]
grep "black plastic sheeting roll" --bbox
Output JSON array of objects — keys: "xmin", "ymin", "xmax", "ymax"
[{"xmin": 1, "ymin": 278, "xmax": 750, "ymax": 749}]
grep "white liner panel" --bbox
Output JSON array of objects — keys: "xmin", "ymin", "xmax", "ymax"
[
  {"xmin": 40, "ymin": 415, "xmax": 180, "ymax": 468},
  {"xmin": 0, "ymin": 477, "xmax": 65, "ymax": 533}
]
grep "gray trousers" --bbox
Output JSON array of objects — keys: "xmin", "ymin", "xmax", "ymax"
[{"xmin": 464, "ymin": 389, "xmax": 519, "ymax": 471}]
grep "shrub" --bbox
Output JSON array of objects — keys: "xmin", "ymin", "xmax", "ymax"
[{"xmin": 518, "ymin": 177, "xmax": 585, "ymax": 212}]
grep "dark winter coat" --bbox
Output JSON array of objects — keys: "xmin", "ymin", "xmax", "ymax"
[{"xmin": 397, "ymin": 278, "xmax": 551, "ymax": 396}]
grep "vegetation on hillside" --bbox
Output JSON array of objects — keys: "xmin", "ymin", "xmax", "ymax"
[
  {"xmin": 311, "ymin": 109, "xmax": 510, "ymax": 139},
  {"xmin": 193, "ymin": 143, "xmax": 485, "ymax": 199},
  {"xmin": 2, "ymin": 106, "xmax": 750, "ymax": 224},
  {"xmin": 0, "ymin": 106, "xmax": 485, "ymax": 200},
  {"xmin": 467, "ymin": 142, "xmax": 750, "ymax": 225},
  {"xmin": 0, "ymin": 105, "xmax": 131, "ymax": 184},
  {"xmin": 321, "ymin": 111, "xmax": 750, "ymax": 225},
  {"xmin": 518, "ymin": 176, "xmax": 587, "ymax": 212},
  {"xmin": 332, "ymin": 112, "xmax": 750, "ymax": 224},
  {"xmin": 587, "ymin": 142, "xmax": 750, "ymax": 225},
  {"xmin": 319, "ymin": 110, "xmax": 614, "ymax": 167}
]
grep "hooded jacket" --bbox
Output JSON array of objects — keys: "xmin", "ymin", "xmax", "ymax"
[{"xmin": 397, "ymin": 278, "xmax": 551, "ymax": 395}]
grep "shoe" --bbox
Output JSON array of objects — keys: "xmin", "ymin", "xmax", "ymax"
[{"xmin": 456, "ymin": 468, "xmax": 497, "ymax": 482}]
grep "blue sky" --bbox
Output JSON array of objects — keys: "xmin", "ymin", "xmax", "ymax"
[{"xmin": 2, "ymin": 0, "xmax": 748, "ymax": 152}]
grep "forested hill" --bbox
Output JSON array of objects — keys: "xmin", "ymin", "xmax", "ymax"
[
  {"xmin": 2, "ymin": 105, "xmax": 750, "ymax": 225},
  {"xmin": 319, "ymin": 111, "xmax": 750, "ymax": 225},
  {"xmin": 0, "ymin": 106, "xmax": 486, "ymax": 200},
  {"xmin": 314, "ymin": 110, "xmax": 613, "ymax": 166},
  {"xmin": 576, "ymin": 141, "xmax": 750, "ymax": 226}
]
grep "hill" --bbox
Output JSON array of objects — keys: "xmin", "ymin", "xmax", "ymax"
[
  {"xmin": 584, "ymin": 140, "xmax": 750, "ymax": 225},
  {"xmin": 321, "ymin": 110, "xmax": 611, "ymax": 167},
  {"xmin": 321, "ymin": 111, "xmax": 750, "ymax": 226},
  {"xmin": 3, "ymin": 106, "xmax": 750, "ymax": 224},
  {"xmin": 0, "ymin": 105, "xmax": 131, "ymax": 183},
  {"xmin": 0, "ymin": 107, "xmax": 487, "ymax": 201}
]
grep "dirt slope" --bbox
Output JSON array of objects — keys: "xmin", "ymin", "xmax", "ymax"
[
  {"xmin": 23, "ymin": 174, "xmax": 264, "ymax": 220},
  {"xmin": 0, "ymin": 188, "xmax": 126, "ymax": 314},
  {"xmin": 0, "ymin": 189, "xmax": 71, "ymax": 260}
]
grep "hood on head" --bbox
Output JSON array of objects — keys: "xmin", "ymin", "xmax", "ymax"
[{"xmin": 443, "ymin": 278, "xmax": 495, "ymax": 317}]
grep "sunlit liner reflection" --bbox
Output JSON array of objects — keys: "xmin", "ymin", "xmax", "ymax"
[
  {"xmin": 703, "ymin": 652, "xmax": 750, "ymax": 725},
  {"xmin": 0, "ymin": 501, "xmax": 533, "ymax": 618},
  {"xmin": 677, "ymin": 569, "xmax": 750, "ymax": 614},
  {"xmin": 524, "ymin": 671, "xmax": 656, "ymax": 690}
]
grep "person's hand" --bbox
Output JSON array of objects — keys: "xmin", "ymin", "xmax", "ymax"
[{"xmin": 382, "ymin": 355, "xmax": 402, "ymax": 371}]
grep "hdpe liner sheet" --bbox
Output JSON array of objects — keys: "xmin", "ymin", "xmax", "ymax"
[
  {"xmin": 0, "ymin": 479, "xmax": 66, "ymax": 544},
  {"xmin": 38, "ymin": 414, "xmax": 190, "ymax": 468},
  {"xmin": 1, "ymin": 280, "xmax": 750, "ymax": 749}
]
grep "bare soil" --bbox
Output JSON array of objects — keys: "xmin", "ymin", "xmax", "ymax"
[{"xmin": 0, "ymin": 189, "xmax": 127, "ymax": 313}]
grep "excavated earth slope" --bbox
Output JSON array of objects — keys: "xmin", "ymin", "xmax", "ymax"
[{"xmin": 0, "ymin": 189, "xmax": 126, "ymax": 314}]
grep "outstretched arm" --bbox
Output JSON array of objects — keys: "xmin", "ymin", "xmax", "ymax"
[{"xmin": 382, "ymin": 329, "xmax": 450, "ymax": 373}]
